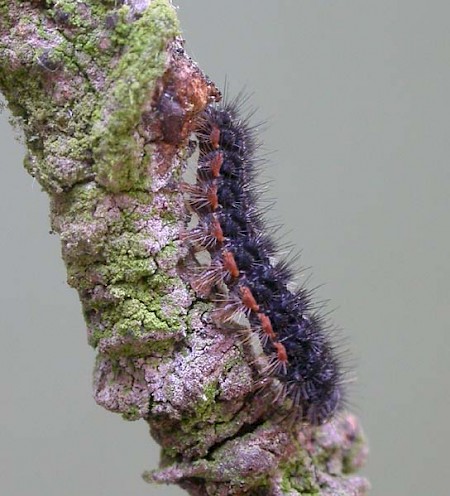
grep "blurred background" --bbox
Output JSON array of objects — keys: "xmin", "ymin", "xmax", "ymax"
[{"xmin": 1, "ymin": 1, "xmax": 449, "ymax": 495}]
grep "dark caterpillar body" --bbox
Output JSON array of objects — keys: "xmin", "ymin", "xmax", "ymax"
[{"xmin": 185, "ymin": 100, "xmax": 344, "ymax": 425}]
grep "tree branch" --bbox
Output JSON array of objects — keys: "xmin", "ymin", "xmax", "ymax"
[{"xmin": 0, "ymin": 1, "xmax": 369, "ymax": 494}]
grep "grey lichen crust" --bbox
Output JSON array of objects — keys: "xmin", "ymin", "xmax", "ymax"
[{"xmin": 0, "ymin": 1, "xmax": 369, "ymax": 495}]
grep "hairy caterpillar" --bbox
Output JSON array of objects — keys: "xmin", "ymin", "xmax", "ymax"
[{"xmin": 183, "ymin": 97, "xmax": 345, "ymax": 425}]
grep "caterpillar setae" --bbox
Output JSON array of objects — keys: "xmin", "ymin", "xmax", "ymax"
[{"xmin": 182, "ymin": 96, "xmax": 345, "ymax": 425}]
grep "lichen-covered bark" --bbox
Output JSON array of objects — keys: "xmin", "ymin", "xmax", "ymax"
[{"xmin": 0, "ymin": 1, "xmax": 369, "ymax": 495}]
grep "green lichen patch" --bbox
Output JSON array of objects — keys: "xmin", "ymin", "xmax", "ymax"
[
  {"xmin": 279, "ymin": 455, "xmax": 320, "ymax": 495},
  {"xmin": 88, "ymin": 299, "xmax": 168, "ymax": 348},
  {"xmin": 87, "ymin": 267, "xmax": 186, "ymax": 349},
  {"xmin": 102, "ymin": 234, "xmax": 157, "ymax": 283},
  {"xmin": 92, "ymin": 0, "xmax": 180, "ymax": 191},
  {"xmin": 1, "ymin": 1, "xmax": 181, "ymax": 194}
]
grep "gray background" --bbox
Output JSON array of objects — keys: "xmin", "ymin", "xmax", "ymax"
[{"xmin": 1, "ymin": 1, "xmax": 449, "ymax": 495}]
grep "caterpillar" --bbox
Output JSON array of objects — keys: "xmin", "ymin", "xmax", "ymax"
[{"xmin": 183, "ymin": 97, "xmax": 345, "ymax": 425}]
